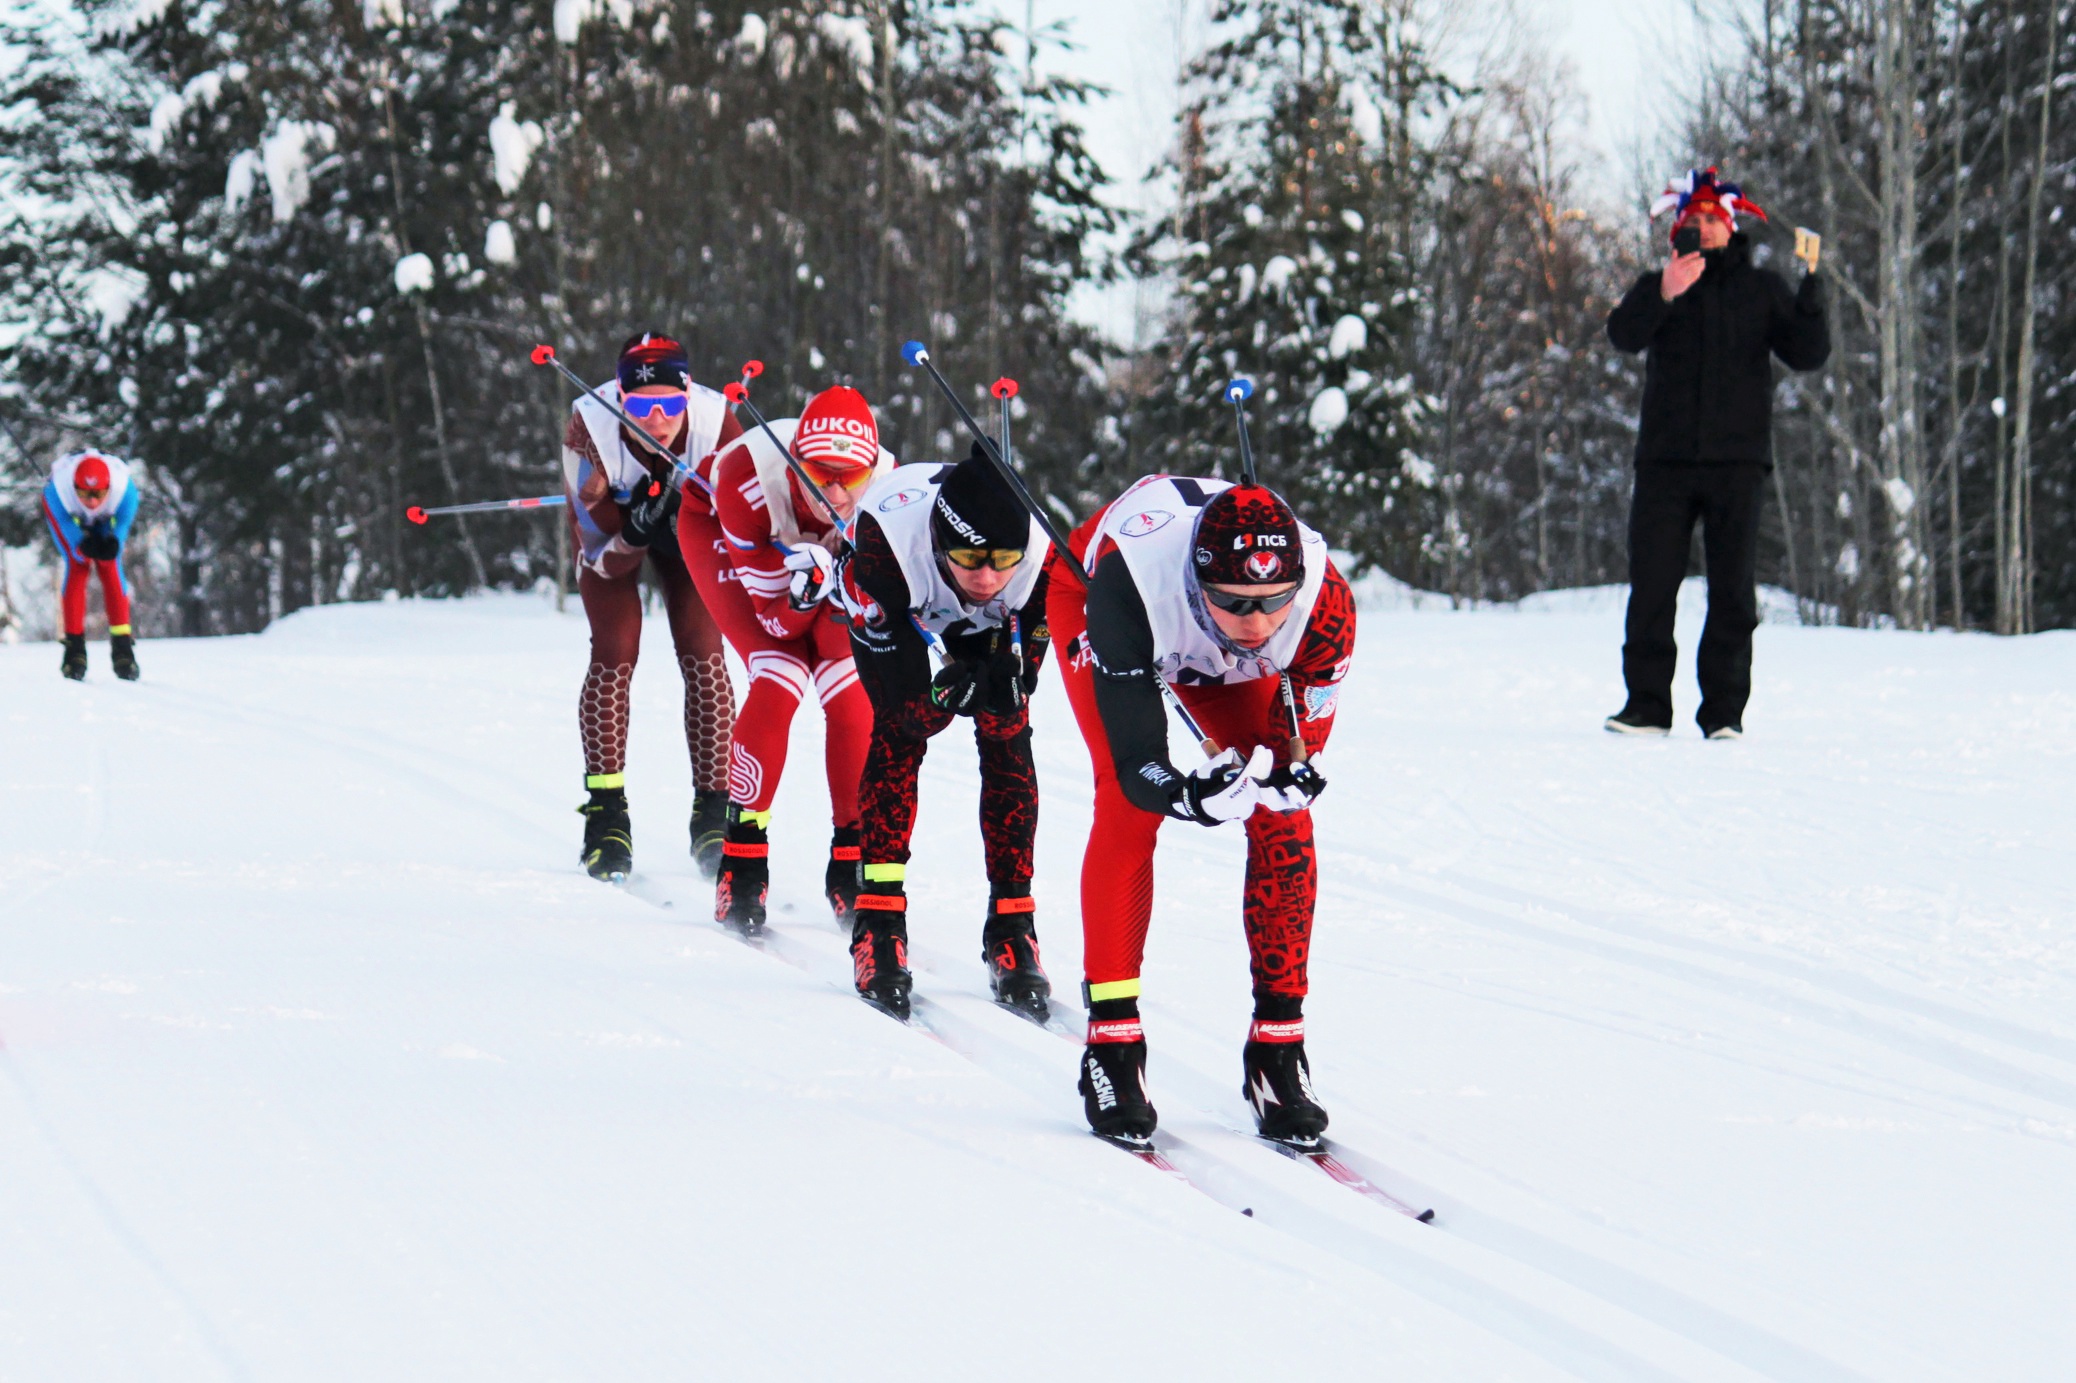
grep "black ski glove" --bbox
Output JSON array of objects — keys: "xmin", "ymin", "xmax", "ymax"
[
  {"xmin": 78, "ymin": 526, "xmax": 120, "ymax": 561},
  {"xmin": 620, "ymin": 478, "xmax": 680, "ymax": 549},
  {"xmin": 929, "ymin": 656, "xmax": 992, "ymax": 716},
  {"xmin": 983, "ymin": 650, "xmax": 1026, "ymax": 716}
]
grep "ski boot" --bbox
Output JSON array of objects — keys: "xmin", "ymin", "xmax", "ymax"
[
  {"xmin": 981, "ymin": 888, "xmax": 1050, "ymax": 1022},
  {"xmin": 1079, "ymin": 1002, "xmax": 1157, "ymax": 1146},
  {"xmin": 825, "ymin": 825, "xmax": 862, "ymax": 928},
  {"xmin": 690, "ymin": 791, "xmax": 728, "ymax": 881},
  {"xmin": 1242, "ymin": 1006, "xmax": 1329, "ymax": 1149},
  {"xmin": 850, "ymin": 888, "xmax": 913, "ymax": 1020},
  {"xmin": 714, "ymin": 808, "xmax": 770, "ymax": 936},
  {"xmin": 60, "ymin": 634, "xmax": 86, "ymax": 681},
  {"xmin": 109, "ymin": 630, "xmax": 139, "ymax": 682},
  {"xmin": 578, "ymin": 783, "xmax": 633, "ymax": 882}
]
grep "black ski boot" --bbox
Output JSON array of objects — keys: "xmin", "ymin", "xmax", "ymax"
[
  {"xmin": 60, "ymin": 634, "xmax": 86, "ymax": 681},
  {"xmin": 1242, "ymin": 1006, "xmax": 1329, "ymax": 1148},
  {"xmin": 690, "ymin": 791, "xmax": 728, "ymax": 881},
  {"xmin": 578, "ymin": 785, "xmax": 633, "ymax": 882},
  {"xmin": 825, "ymin": 826, "xmax": 861, "ymax": 928},
  {"xmin": 982, "ymin": 888, "xmax": 1050, "ymax": 1022},
  {"xmin": 109, "ymin": 632, "xmax": 139, "ymax": 682},
  {"xmin": 714, "ymin": 809, "xmax": 769, "ymax": 935},
  {"xmin": 850, "ymin": 891, "xmax": 913, "ymax": 1020},
  {"xmin": 1079, "ymin": 1002, "xmax": 1157, "ymax": 1145}
]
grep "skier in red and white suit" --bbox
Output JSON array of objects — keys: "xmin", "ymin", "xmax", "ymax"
[
  {"xmin": 1048, "ymin": 476, "xmax": 1356, "ymax": 1146},
  {"xmin": 676, "ymin": 385, "xmax": 896, "ymax": 933}
]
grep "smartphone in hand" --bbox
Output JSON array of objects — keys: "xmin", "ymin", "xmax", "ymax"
[
  {"xmin": 1672, "ymin": 225, "xmax": 1701, "ymax": 256},
  {"xmin": 1794, "ymin": 226, "xmax": 1821, "ymax": 272}
]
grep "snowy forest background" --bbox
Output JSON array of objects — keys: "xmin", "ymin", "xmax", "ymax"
[{"xmin": 0, "ymin": 0, "xmax": 2071, "ymax": 638}]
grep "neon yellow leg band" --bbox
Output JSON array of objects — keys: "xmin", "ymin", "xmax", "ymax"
[
  {"xmin": 108, "ymin": 624, "xmax": 131, "ymax": 636},
  {"xmin": 738, "ymin": 808, "xmax": 773, "ymax": 830},
  {"xmin": 585, "ymin": 773, "xmax": 625, "ymax": 790},
  {"xmin": 862, "ymin": 862, "xmax": 906, "ymax": 883},
  {"xmin": 1086, "ymin": 978, "xmax": 1141, "ymax": 1002}
]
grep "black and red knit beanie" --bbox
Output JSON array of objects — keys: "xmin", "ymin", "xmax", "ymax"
[
  {"xmin": 617, "ymin": 332, "xmax": 691, "ymax": 392},
  {"xmin": 931, "ymin": 441, "xmax": 1029, "ymax": 552},
  {"xmin": 1192, "ymin": 484, "xmax": 1304, "ymax": 586}
]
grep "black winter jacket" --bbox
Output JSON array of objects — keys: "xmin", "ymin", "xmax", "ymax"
[{"xmin": 1605, "ymin": 234, "xmax": 1830, "ymax": 468}]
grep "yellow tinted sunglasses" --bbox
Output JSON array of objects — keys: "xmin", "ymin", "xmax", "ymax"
[{"xmin": 943, "ymin": 547, "xmax": 1026, "ymax": 572}]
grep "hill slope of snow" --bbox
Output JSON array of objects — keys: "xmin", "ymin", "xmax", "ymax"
[{"xmin": 4, "ymin": 589, "xmax": 2072, "ymax": 1380}]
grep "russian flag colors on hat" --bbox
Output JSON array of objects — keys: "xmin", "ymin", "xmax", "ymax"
[
  {"xmin": 794, "ymin": 385, "xmax": 879, "ymax": 480},
  {"xmin": 1650, "ymin": 167, "xmax": 1768, "ymax": 242}
]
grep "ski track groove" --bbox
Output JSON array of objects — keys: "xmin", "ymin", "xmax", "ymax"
[{"xmin": 624, "ymin": 874, "xmax": 1839, "ymax": 1383}]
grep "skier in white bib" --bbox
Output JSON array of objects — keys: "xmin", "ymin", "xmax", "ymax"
[{"xmin": 839, "ymin": 444, "xmax": 1054, "ymax": 1021}]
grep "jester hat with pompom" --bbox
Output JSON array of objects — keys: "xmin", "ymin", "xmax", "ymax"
[{"xmin": 1649, "ymin": 167, "xmax": 1768, "ymax": 242}]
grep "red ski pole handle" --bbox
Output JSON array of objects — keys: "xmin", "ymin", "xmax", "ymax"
[
  {"xmin": 991, "ymin": 378, "xmax": 1019, "ymax": 400},
  {"xmin": 405, "ymin": 506, "xmax": 428, "ymax": 525},
  {"xmin": 723, "ymin": 382, "xmax": 747, "ymax": 404},
  {"xmin": 740, "ymin": 360, "xmax": 765, "ymax": 381}
]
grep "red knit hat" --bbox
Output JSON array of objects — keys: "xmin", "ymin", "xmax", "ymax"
[
  {"xmin": 794, "ymin": 385, "xmax": 879, "ymax": 482},
  {"xmin": 1651, "ymin": 167, "xmax": 1768, "ymax": 242},
  {"xmin": 1192, "ymin": 484, "xmax": 1304, "ymax": 586},
  {"xmin": 617, "ymin": 332, "xmax": 690, "ymax": 392},
  {"xmin": 73, "ymin": 455, "xmax": 111, "ymax": 493}
]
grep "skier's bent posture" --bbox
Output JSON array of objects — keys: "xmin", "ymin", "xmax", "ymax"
[
  {"xmin": 677, "ymin": 385, "xmax": 895, "ymax": 933},
  {"xmin": 43, "ymin": 451, "xmax": 142, "ymax": 681},
  {"xmin": 841, "ymin": 445, "xmax": 1053, "ymax": 1020},
  {"xmin": 1050, "ymin": 476, "xmax": 1355, "ymax": 1145},
  {"xmin": 563, "ymin": 332, "xmax": 742, "ymax": 882}
]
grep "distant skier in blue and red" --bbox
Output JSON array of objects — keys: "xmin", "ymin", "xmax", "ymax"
[{"xmin": 43, "ymin": 449, "xmax": 142, "ymax": 682}]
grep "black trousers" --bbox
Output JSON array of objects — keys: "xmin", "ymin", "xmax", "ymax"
[{"xmin": 1620, "ymin": 462, "xmax": 1766, "ymax": 731}]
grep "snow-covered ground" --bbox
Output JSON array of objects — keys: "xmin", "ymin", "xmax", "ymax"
[{"xmin": 4, "ymin": 583, "xmax": 2072, "ymax": 1381}]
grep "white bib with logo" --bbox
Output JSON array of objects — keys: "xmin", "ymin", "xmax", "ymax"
[
  {"xmin": 568, "ymin": 380, "xmax": 730, "ymax": 497},
  {"xmin": 857, "ymin": 462, "xmax": 1049, "ymax": 639}
]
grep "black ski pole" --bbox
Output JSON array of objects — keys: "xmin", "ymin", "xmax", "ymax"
[
  {"xmin": 1224, "ymin": 377, "xmax": 1259, "ymax": 486},
  {"xmin": 722, "ymin": 361, "xmax": 845, "ymax": 533},
  {"xmin": 900, "ymin": 339, "xmax": 1084, "ymax": 587}
]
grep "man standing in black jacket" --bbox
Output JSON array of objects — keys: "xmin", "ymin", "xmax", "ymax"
[{"xmin": 1604, "ymin": 168, "xmax": 1829, "ymax": 739}]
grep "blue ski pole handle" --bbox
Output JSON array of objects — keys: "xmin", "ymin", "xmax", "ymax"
[
  {"xmin": 407, "ymin": 494, "xmax": 565, "ymax": 523},
  {"xmin": 1224, "ymin": 378, "xmax": 1259, "ymax": 487},
  {"xmin": 901, "ymin": 339, "xmax": 1089, "ymax": 587}
]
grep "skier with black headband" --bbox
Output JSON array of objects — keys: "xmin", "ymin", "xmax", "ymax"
[
  {"xmin": 563, "ymin": 332, "xmax": 742, "ymax": 882},
  {"xmin": 1049, "ymin": 475, "xmax": 1356, "ymax": 1147},
  {"xmin": 839, "ymin": 442, "xmax": 1053, "ymax": 1021}
]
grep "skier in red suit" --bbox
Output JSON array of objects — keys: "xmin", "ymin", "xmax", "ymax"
[
  {"xmin": 677, "ymin": 385, "xmax": 896, "ymax": 933},
  {"xmin": 1048, "ymin": 476, "xmax": 1356, "ymax": 1147}
]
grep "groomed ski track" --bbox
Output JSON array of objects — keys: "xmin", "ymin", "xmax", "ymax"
[{"xmin": 4, "ymin": 583, "xmax": 2072, "ymax": 1380}]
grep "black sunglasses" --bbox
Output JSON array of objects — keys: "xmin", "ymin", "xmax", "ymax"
[{"xmin": 1201, "ymin": 584, "xmax": 1300, "ymax": 616}]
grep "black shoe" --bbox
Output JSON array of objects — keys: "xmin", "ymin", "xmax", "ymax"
[
  {"xmin": 826, "ymin": 826, "xmax": 861, "ymax": 927},
  {"xmin": 1703, "ymin": 722, "xmax": 1743, "ymax": 741},
  {"xmin": 850, "ymin": 900, "xmax": 913, "ymax": 1019},
  {"xmin": 1243, "ymin": 1031, "xmax": 1330, "ymax": 1148},
  {"xmin": 109, "ymin": 632, "xmax": 139, "ymax": 681},
  {"xmin": 61, "ymin": 634, "xmax": 86, "ymax": 681},
  {"xmin": 1604, "ymin": 706, "xmax": 1670, "ymax": 736},
  {"xmin": 1080, "ymin": 1019, "xmax": 1157, "ymax": 1143},
  {"xmin": 714, "ymin": 809, "xmax": 769, "ymax": 934},
  {"xmin": 981, "ymin": 892, "xmax": 1050, "ymax": 1021},
  {"xmin": 578, "ymin": 787, "xmax": 632, "ymax": 881},
  {"xmin": 690, "ymin": 792, "xmax": 728, "ymax": 880}
]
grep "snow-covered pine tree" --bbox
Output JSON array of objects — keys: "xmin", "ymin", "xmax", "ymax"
[{"xmin": 1129, "ymin": 0, "xmax": 1434, "ymax": 571}]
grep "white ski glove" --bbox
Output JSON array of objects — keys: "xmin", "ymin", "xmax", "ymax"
[
  {"xmin": 1254, "ymin": 756, "xmax": 1327, "ymax": 813},
  {"xmin": 783, "ymin": 543, "xmax": 839, "ymax": 611},
  {"xmin": 1175, "ymin": 745, "xmax": 1272, "ymax": 826}
]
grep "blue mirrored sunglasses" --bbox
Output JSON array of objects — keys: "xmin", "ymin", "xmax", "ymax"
[{"xmin": 623, "ymin": 392, "xmax": 689, "ymax": 420}]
